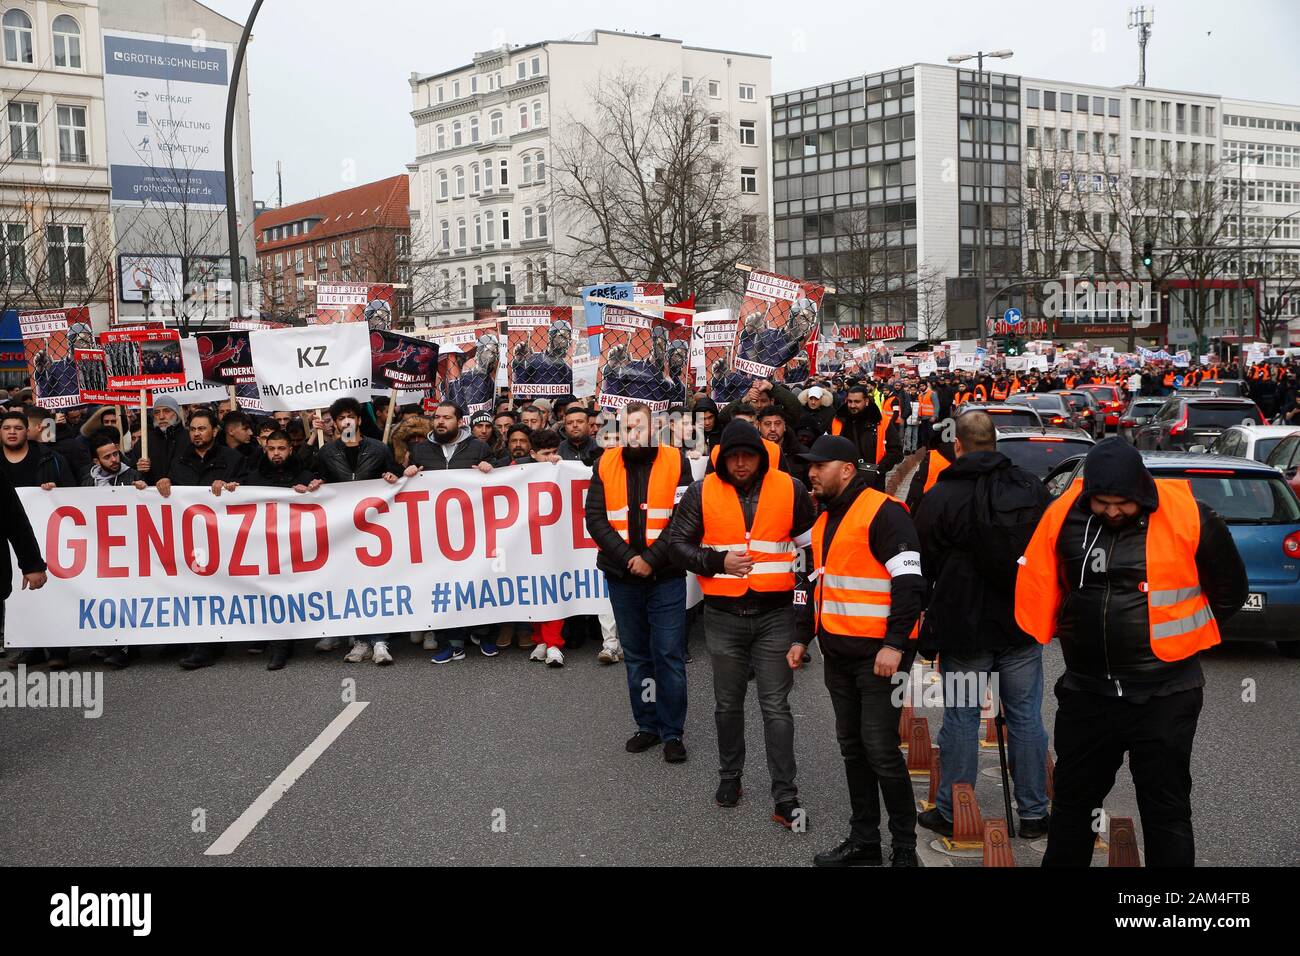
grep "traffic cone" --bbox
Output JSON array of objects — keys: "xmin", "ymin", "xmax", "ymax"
[
  {"xmin": 906, "ymin": 718, "xmax": 933, "ymax": 775},
  {"xmin": 944, "ymin": 782, "xmax": 985, "ymax": 850},
  {"xmin": 982, "ymin": 819, "xmax": 1015, "ymax": 867},
  {"xmin": 898, "ymin": 703, "xmax": 914, "ymax": 750},
  {"xmin": 1108, "ymin": 818, "xmax": 1141, "ymax": 867}
]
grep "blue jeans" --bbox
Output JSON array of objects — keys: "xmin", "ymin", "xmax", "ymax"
[
  {"xmin": 936, "ymin": 643, "xmax": 1050, "ymax": 821},
  {"xmin": 606, "ymin": 576, "xmax": 688, "ymax": 741}
]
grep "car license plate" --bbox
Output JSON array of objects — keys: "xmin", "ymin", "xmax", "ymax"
[{"xmin": 1242, "ymin": 593, "xmax": 1266, "ymax": 612}]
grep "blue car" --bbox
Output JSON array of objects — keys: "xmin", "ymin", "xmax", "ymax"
[{"xmin": 1043, "ymin": 452, "xmax": 1300, "ymax": 658}]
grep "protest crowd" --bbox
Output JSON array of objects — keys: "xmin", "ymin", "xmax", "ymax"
[{"xmin": 4, "ymin": 276, "xmax": 1298, "ymax": 868}]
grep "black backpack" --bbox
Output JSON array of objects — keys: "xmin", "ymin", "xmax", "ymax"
[{"xmin": 970, "ymin": 462, "xmax": 1048, "ymax": 596}]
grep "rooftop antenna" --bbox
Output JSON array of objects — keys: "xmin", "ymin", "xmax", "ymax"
[
  {"xmin": 1128, "ymin": 5, "xmax": 1155, "ymax": 87},
  {"xmin": 276, "ymin": 160, "xmax": 283, "ymax": 208}
]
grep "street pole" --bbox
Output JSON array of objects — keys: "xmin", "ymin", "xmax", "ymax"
[
  {"xmin": 975, "ymin": 53, "xmax": 985, "ymax": 346},
  {"xmin": 1237, "ymin": 150, "xmax": 1245, "ymax": 377},
  {"xmin": 225, "ymin": 0, "xmax": 264, "ymax": 321}
]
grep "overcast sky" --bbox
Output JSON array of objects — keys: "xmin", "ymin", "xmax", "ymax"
[{"xmin": 201, "ymin": 0, "xmax": 1300, "ymax": 208}]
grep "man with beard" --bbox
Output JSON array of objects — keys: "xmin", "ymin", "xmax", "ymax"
[
  {"xmin": 406, "ymin": 401, "xmax": 497, "ymax": 663},
  {"xmin": 130, "ymin": 395, "xmax": 189, "ymax": 486},
  {"xmin": 558, "ymin": 405, "xmax": 602, "ymax": 467},
  {"xmin": 1016, "ymin": 439, "xmax": 1247, "ymax": 866},
  {"xmin": 445, "ymin": 333, "xmax": 500, "ymax": 415},
  {"xmin": 244, "ymin": 430, "xmax": 321, "ymax": 671},
  {"xmin": 830, "ymin": 384, "xmax": 903, "ymax": 491},
  {"xmin": 154, "ymin": 408, "xmax": 248, "ymax": 670},
  {"xmin": 790, "ymin": 434, "xmax": 926, "ymax": 867}
]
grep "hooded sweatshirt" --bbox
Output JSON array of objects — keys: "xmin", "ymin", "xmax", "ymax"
[
  {"xmin": 1053, "ymin": 439, "xmax": 1247, "ymax": 700},
  {"xmin": 667, "ymin": 420, "xmax": 816, "ymax": 617}
]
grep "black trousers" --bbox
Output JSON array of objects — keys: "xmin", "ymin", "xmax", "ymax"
[
  {"xmin": 823, "ymin": 652, "xmax": 916, "ymax": 848},
  {"xmin": 1044, "ymin": 681, "xmax": 1203, "ymax": 867}
]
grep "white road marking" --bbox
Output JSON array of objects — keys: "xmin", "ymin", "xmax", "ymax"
[{"xmin": 204, "ymin": 701, "xmax": 369, "ymax": 856}]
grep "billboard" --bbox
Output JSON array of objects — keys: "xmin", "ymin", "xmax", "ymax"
[{"xmin": 103, "ymin": 31, "xmax": 232, "ymax": 208}]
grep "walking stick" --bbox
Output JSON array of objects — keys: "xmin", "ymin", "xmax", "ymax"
[{"xmin": 994, "ymin": 705, "xmax": 1015, "ymax": 836}]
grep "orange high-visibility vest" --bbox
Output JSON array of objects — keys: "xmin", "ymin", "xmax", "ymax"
[
  {"xmin": 598, "ymin": 445, "xmax": 683, "ymax": 547},
  {"xmin": 698, "ymin": 470, "xmax": 797, "ymax": 597},
  {"xmin": 973, "ymin": 384, "xmax": 989, "ymax": 402},
  {"xmin": 991, "ymin": 383, "xmax": 1009, "ymax": 401},
  {"xmin": 882, "ymin": 395, "xmax": 899, "ymax": 425},
  {"xmin": 917, "ymin": 389, "xmax": 935, "ymax": 418},
  {"xmin": 921, "ymin": 449, "xmax": 950, "ymax": 495},
  {"xmin": 831, "ymin": 415, "xmax": 887, "ymax": 466},
  {"xmin": 710, "ymin": 437, "xmax": 781, "ymax": 471},
  {"xmin": 1009, "ymin": 376, "xmax": 1022, "ymax": 395},
  {"xmin": 1014, "ymin": 477, "xmax": 1220, "ymax": 662},
  {"xmin": 811, "ymin": 487, "xmax": 915, "ymax": 640},
  {"xmin": 1066, "ymin": 375, "xmax": 1078, "ymax": 389}
]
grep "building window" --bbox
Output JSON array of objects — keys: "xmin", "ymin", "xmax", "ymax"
[
  {"xmin": 518, "ymin": 104, "xmax": 529, "ymax": 130},
  {"xmin": 501, "ymin": 210, "xmax": 510, "ymax": 241},
  {"xmin": 531, "ymin": 55, "xmax": 540, "ymax": 75},
  {"xmin": 708, "ymin": 79, "xmax": 720, "ymax": 99},
  {"xmin": 517, "ymin": 61, "xmax": 526, "ymax": 80},
  {"xmin": 538, "ymin": 204, "xmax": 547, "ymax": 239},
  {"xmin": 709, "ymin": 117, "xmax": 719, "ymax": 143},
  {"xmin": 523, "ymin": 207, "xmax": 534, "ymax": 239},
  {"xmin": 525, "ymin": 260, "xmax": 534, "ymax": 294},
  {"xmin": 739, "ymin": 120, "xmax": 756, "ymax": 146},
  {"xmin": 540, "ymin": 261, "xmax": 548, "ymax": 292},
  {"xmin": 740, "ymin": 166, "xmax": 757, "ymax": 193},
  {"xmin": 1043, "ymin": 90, "xmax": 1056, "ymax": 111},
  {"xmin": 46, "ymin": 224, "xmax": 86, "ymax": 285},
  {"xmin": 56, "ymin": 105, "xmax": 87, "ymax": 163},
  {"xmin": 7, "ymin": 101, "xmax": 38, "ymax": 160},
  {"xmin": 440, "ymin": 220, "xmax": 449, "ymax": 248},
  {"xmin": 484, "ymin": 160, "xmax": 494, "ymax": 188},
  {"xmin": 470, "ymin": 75, "xmax": 478, "ymax": 95},
  {"xmin": 499, "ymin": 158, "xmax": 509, "ymax": 186},
  {"xmin": 437, "ymin": 170, "xmax": 448, "ymax": 199},
  {"xmin": 485, "ymin": 209, "xmax": 495, "ymax": 241},
  {"xmin": 2, "ymin": 222, "xmax": 25, "ymax": 281},
  {"xmin": 1108, "ymin": 97, "xmax": 1120, "ymax": 117},
  {"xmin": 522, "ymin": 154, "xmax": 532, "ymax": 183},
  {"xmin": 741, "ymin": 215, "xmax": 756, "ymax": 243},
  {"xmin": 533, "ymin": 101, "xmax": 542, "ymax": 127},
  {"xmin": 1026, "ymin": 88, "xmax": 1040, "ymax": 108},
  {"xmin": 535, "ymin": 151, "xmax": 545, "ymax": 182},
  {"xmin": 435, "ymin": 125, "xmax": 445, "ymax": 150},
  {"xmin": 682, "ymin": 77, "xmax": 693, "ymax": 95},
  {"xmin": 738, "ymin": 83, "xmax": 755, "ymax": 102},
  {"xmin": 52, "ymin": 14, "xmax": 81, "ymax": 68},
  {"xmin": 469, "ymin": 116, "xmax": 479, "ymax": 143},
  {"xmin": 490, "ymin": 111, "xmax": 503, "ymax": 137},
  {"xmin": 1026, "ymin": 127, "xmax": 1037, "ymax": 148},
  {"xmin": 458, "ymin": 269, "xmax": 467, "ymax": 301},
  {"xmin": 1060, "ymin": 92, "xmax": 1072, "ymax": 112},
  {"xmin": 454, "ymin": 166, "xmax": 464, "ymax": 196},
  {"xmin": 452, "ymin": 80, "xmax": 460, "ymax": 99},
  {"xmin": 456, "ymin": 218, "xmax": 466, "ymax": 248},
  {"xmin": 436, "ymin": 86, "xmax": 444, "ymax": 103},
  {"xmin": 3, "ymin": 9, "xmax": 33, "ymax": 64},
  {"xmin": 474, "ymin": 214, "xmax": 482, "ymax": 246},
  {"xmin": 471, "ymin": 162, "xmax": 480, "ymax": 192}
]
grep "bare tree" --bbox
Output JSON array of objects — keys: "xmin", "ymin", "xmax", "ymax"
[
  {"xmin": 814, "ymin": 207, "xmax": 928, "ymax": 340},
  {"xmin": 550, "ymin": 71, "xmax": 767, "ymax": 304},
  {"xmin": 915, "ymin": 267, "xmax": 947, "ymax": 343}
]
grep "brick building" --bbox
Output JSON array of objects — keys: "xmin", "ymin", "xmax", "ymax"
[{"xmin": 254, "ymin": 174, "xmax": 412, "ymax": 325}]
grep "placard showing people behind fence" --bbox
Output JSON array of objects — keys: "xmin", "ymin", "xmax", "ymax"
[
  {"xmin": 507, "ymin": 306, "xmax": 573, "ymax": 398},
  {"xmin": 597, "ymin": 306, "xmax": 685, "ymax": 411},
  {"xmin": 20, "ymin": 308, "xmax": 92, "ymax": 410},
  {"xmin": 727, "ymin": 268, "xmax": 825, "ymax": 395},
  {"xmin": 434, "ymin": 318, "xmax": 500, "ymax": 415}
]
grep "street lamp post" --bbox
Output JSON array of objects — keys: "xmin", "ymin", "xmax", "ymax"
[
  {"xmin": 224, "ymin": 0, "xmax": 265, "ymax": 321},
  {"xmin": 1235, "ymin": 148, "xmax": 1265, "ymax": 376},
  {"xmin": 949, "ymin": 50, "xmax": 1013, "ymax": 343}
]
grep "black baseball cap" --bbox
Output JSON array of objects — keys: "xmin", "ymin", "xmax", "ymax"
[{"xmin": 799, "ymin": 435, "xmax": 861, "ymax": 464}]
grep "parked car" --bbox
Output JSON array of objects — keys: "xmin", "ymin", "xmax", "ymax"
[
  {"xmin": 1005, "ymin": 392, "xmax": 1077, "ymax": 430},
  {"xmin": 1199, "ymin": 378, "xmax": 1248, "ymax": 399},
  {"xmin": 1205, "ymin": 425, "xmax": 1300, "ymax": 462},
  {"xmin": 1043, "ymin": 451, "xmax": 1300, "ymax": 657},
  {"xmin": 1078, "ymin": 383, "xmax": 1125, "ymax": 429},
  {"xmin": 1133, "ymin": 397, "xmax": 1267, "ymax": 452},
  {"xmin": 1054, "ymin": 389, "xmax": 1106, "ymax": 439},
  {"xmin": 1118, "ymin": 396, "xmax": 1170, "ymax": 443},
  {"xmin": 958, "ymin": 403, "xmax": 1044, "ymax": 429},
  {"xmin": 1266, "ymin": 433, "xmax": 1300, "ymax": 499},
  {"xmin": 994, "ymin": 426, "xmax": 1096, "ymax": 480}
]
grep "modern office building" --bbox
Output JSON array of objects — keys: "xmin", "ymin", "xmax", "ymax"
[
  {"xmin": 772, "ymin": 63, "xmax": 1300, "ymax": 347},
  {"xmin": 406, "ymin": 29, "xmax": 771, "ymax": 327}
]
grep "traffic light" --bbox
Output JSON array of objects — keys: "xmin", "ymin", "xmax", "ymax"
[
  {"xmin": 1005, "ymin": 335, "xmax": 1022, "ymax": 356},
  {"xmin": 1141, "ymin": 241, "xmax": 1154, "ymax": 269}
]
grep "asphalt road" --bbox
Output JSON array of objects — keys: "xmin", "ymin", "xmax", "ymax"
[{"xmin": 1, "ymin": 623, "xmax": 1295, "ymax": 867}]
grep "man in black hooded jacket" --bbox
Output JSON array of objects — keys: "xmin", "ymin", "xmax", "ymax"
[
  {"xmin": 1015, "ymin": 438, "xmax": 1247, "ymax": 866},
  {"xmin": 668, "ymin": 420, "xmax": 816, "ymax": 828},
  {"xmin": 829, "ymin": 384, "xmax": 903, "ymax": 490}
]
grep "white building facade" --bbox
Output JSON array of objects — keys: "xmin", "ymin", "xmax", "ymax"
[{"xmin": 407, "ymin": 29, "xmax": 771, "ymax": 327}]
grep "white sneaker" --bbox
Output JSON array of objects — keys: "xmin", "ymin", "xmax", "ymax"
[
  {"xmin": 407, "ymin": 631, "xmax": 423, "ymax": 645},
  {"xmin": 315, "ymin": 637, "xmax": 344, "ymax": 652},
  {"xmin": 344, "ymin": 642, "xmax": 372, "ymax": 663},
  {"xmin": 529, "ymin": 643, "xmax": 548, "ymax": 662},
  {"xmin": 422, "ymin": 632, "xmax": 439, "ymax": 650},
  {"xmin": 598, "ymin": 639, "xmax": 623, "ymax": 664},
  {"xmin": 546, "ymin": 646, "xmax": 565, "ymax": 668},
  {"xmin": 372, "ymin": 641, "xmax": 393, "ymax": 665}
]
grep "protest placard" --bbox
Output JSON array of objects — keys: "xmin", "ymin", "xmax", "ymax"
[
  {"xmin": 19, "ymin": 308, "xmax": 93, "ymax": 410},
  {"xmin": 98, "ymin": 328, "xmax": 186, "ymax": 390},
  {"xmin": 507, "ymin": 306, "xmax": 574, "ymax": 398},
  {"xmin": 432, "ymin": 318, "xmax": 500, "ymax": 415},
  {"xmin": 249, "ymin": 322, "xmax": 372, "ymax": 412},
  {"xmin": 596, "ymin": 307, "xmax": 686, "ymax": 411},
  {"xmin": 720, "ymin": 268, "xmax": 824, "ymax": 402},
  {"xmin": 314, "ymin": 282, "xmax": 395, "ymax": 327}
]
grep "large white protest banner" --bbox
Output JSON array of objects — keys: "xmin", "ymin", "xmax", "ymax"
[
  {"xmin": 250, "ymin": 322, "xmax": 371, "ymax": 412},
  {"xmin": 9, "ymin": 464, "xmax": 609, "ymax": 648}
]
